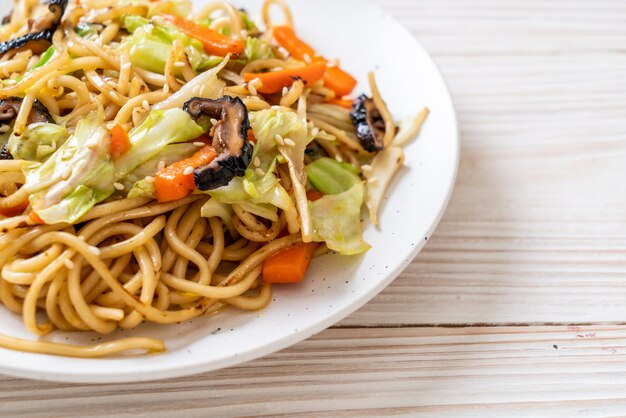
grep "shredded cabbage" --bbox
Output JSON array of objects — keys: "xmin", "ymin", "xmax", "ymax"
[
  {"xmin": 244, "ymin": 37, "xmax": 274, "ymax": 62},
  {"xmin": 127, "ymin": 178, "xmax": 155, "ymax": 198},
  {"xmin": 200, "ymin": 199, "xmax": 237, "ymax": 236},
  {"xmin": 23, "ymin": 108, "xmax": 205, "ymax": 224},
  {"xmin": 310, "ymin": 183, "xmax": 370, "ymax": 255},
  {"xmin": 8, "ymin": 123, "xmax": 68, "ymax": 162},
  {"xmin": 23, "ymin": 111, "xmax": 114, "ymax": 224},
  {"xmin": 115, "ymin": 108, "xmax": 205, "ymax": 179},
  {"xmin": 122, "ymin": 15, "xmax": 221, "ymax": 73}
]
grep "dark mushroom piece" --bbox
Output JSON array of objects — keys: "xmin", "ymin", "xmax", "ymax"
[
  {"xmin": 2, "ymin": 12, "xmax": 12, "ymax": 25},
  {"xmin": 183, "ymin": 96, "xmax": 253, "ymax": 191},
  {"xmin": 0, "ymin": 0, "xmax": 68, "ymax": 56},
  {"xmin": 0, "ymin": 97, "xmax": 54, "ymax": 160},
  {"xmin": 350, "ymin": 94, "xmax": 386, "ymax": 152}
]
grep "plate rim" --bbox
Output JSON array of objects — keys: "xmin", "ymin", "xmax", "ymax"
[{"xmin": 0, "ymin": 0, "xmax": 460, "ymax": 383}]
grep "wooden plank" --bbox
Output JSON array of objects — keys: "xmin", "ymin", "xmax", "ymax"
[
  {"xmin": 339, "ymin": 0, "xmax": 626, "ymax": 325},
  {"xmin": 3, "ymin": 326, "xmax": 626, "ymax": 417},
  {"xmin": 2, "ymin": 1, "xmax": 626, "ymax": 417}
]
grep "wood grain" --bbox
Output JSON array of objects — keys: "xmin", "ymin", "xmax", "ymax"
[
  {"xmin": 3, "ymin": 326, "xmax": 626, "ymax": 417},
  {"xmin": 3, "ymin": 0, "xmax": 626, "ymax": 415},
  {"xmin": 341, "ymin": 0, "xmax": 626, "ymax": 326}
]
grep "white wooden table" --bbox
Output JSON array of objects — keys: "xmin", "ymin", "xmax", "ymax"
[{"xmin": 3, "ymin": 1, "xmax": 626, "ymax": 416}]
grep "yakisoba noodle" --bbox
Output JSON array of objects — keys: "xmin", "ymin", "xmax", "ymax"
[{"xmin": 0, "ymin": 0, "xmax": 427, "ymax": 358}]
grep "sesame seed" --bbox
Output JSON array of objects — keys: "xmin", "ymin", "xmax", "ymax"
[
  {"xmin": 282, "ymin": 86, "xmax": 289, "ymax": 96},
  {"xmin": 183, "ymin": 166, "xmax": 194, "ymax": 176},
  {"xmin": 173, "ymin": 61, "xmax": 185, "ymax": 68},
  {"xmin": 163, "ymin": 83, "xmax": 170, "ymax": 93},
  {"xmin": 145, "ymin": 176, "xmax": 155, "ymax": 183},
  {"xmin": 193, "ymin": 141, "xmax": 205, "ymax": 147},
  {"xmin": 255, "ymin": 168, "xmax": 265, "ymax": 177},
  {"xmin": 157, "ymin": 161, "xmax": 166, "ymax": 171},
  {"xmin": 88, "ymin": 246, "xmax": 101, "ymax": 256},
  {"xmin": 303, "ymin": 53, "xmax": 312, "ymax": 63},
  {"xmin": 210, "ymin": 118, "xmax": 219, "ymax": 126},
  {"xmin": 113, "ymin": 182, "xmax": 124, "ymax": 191},
  {"xmin": 284, "ymin": 138, "xmax": 296, "ymax": 147},
  {"xmin": 142, "ymin": 100, "xmax": 150, "ymax": 111},
  {"xmin": 275, "ymin": 134, "xmax": 285, "ymax": 146},
  {"xmin": 335, "ymin": 155, "xmax": 343, "ymax": 163},
  {"xmin": 63, "ymin": 259, "xmax": 74, "ymax": 270},
  {"xmin": 253, "ymin": 157, "xmax": 261, "ymax": 167}
]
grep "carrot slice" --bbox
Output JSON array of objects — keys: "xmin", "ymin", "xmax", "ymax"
[
  {"xmin": 154, "ymin": 145, "xmax": 218, "ymax": 203},
  {"xmin": 272, "ymin": 25, "xmax": 357, "ymax": 97},
  {"xmin": 109, "ymin": 124, "xmax": 131, "ymax": 159},
  {"xmin": 28, "ymin": 210, "xmax": 45, "ymax": 225},
  {"xmin": 0, "ymin": 199, "xmax": 29, "ymax": 217},
  {"xmin": 247, "ymin": 128, "xmax": 257, "ymax": 143},
  {"xmin": 243, "ymin": 62, "xmax": 326, "ymax": 94},
  {"xmin": 325, "ymin": 98, "xmax": 354, "ymax": 109},
  {"xmin": 162, "ymin": 14, "xmax": 244, "ymax": 57},
  {"xmin": 262, "ymin": 242, "xmax": 319, "ymax": 284},
  {"xmin": 272, "ymin": 26, "xmax": 320, "ymax": 63},
  {"xmin": 323, "ymin": 66, "xmax": 357, "ymax": 98},
  {"xmin": 306, "ymin": 189, "xmax": 324, "ymax": 201}
]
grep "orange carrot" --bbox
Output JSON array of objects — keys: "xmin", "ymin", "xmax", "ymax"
[
  {"xmin": 262, "ymin": 242, "xmax": 319, "ymax": 284},
  {"xmin": 272, "ymin": 25, "xmax": 357, "ymax": 97},
  {"xmin": 323, "ymin": 67, "xmax": 357, "ymax": 98},
  {"xmin": 272, "ymin": 26, "xmax": 320, "ymax": 63},
  {"xmin": 109, "ymin": 124, "xmax": 131, "ymax": 159},
  {"xmin": 162, "ymin": 14, "xmax": 244, "ymax": 57},
  {"xmin": 0, "ymin": 199, "xmax": 29, "ymax": 217},
  {"xmin": 247, "ymin": 128, "xmax": 257, "ymax": 143},
  {"xmin": 306, "ymin": 189, "xmax": 324, "ymax": 201},
  {"xmin": 243, "ymin": 62, "xmax": 326, "ymax": 94},
  {"xmin": 325, "ymin": 98, "xmax": 354, "ymax": 109},
  {"xmin": 155, "ymin": 145, "xmax": 218, "ymax": 202},
  {"xmin": 28, "ymin": 210, "xmax": 45, "ymax": 225}
]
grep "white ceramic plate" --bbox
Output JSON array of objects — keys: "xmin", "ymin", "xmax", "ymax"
[{"xmin": 0, "ymin": 0, "xmax": 459, "ymax": 383}]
